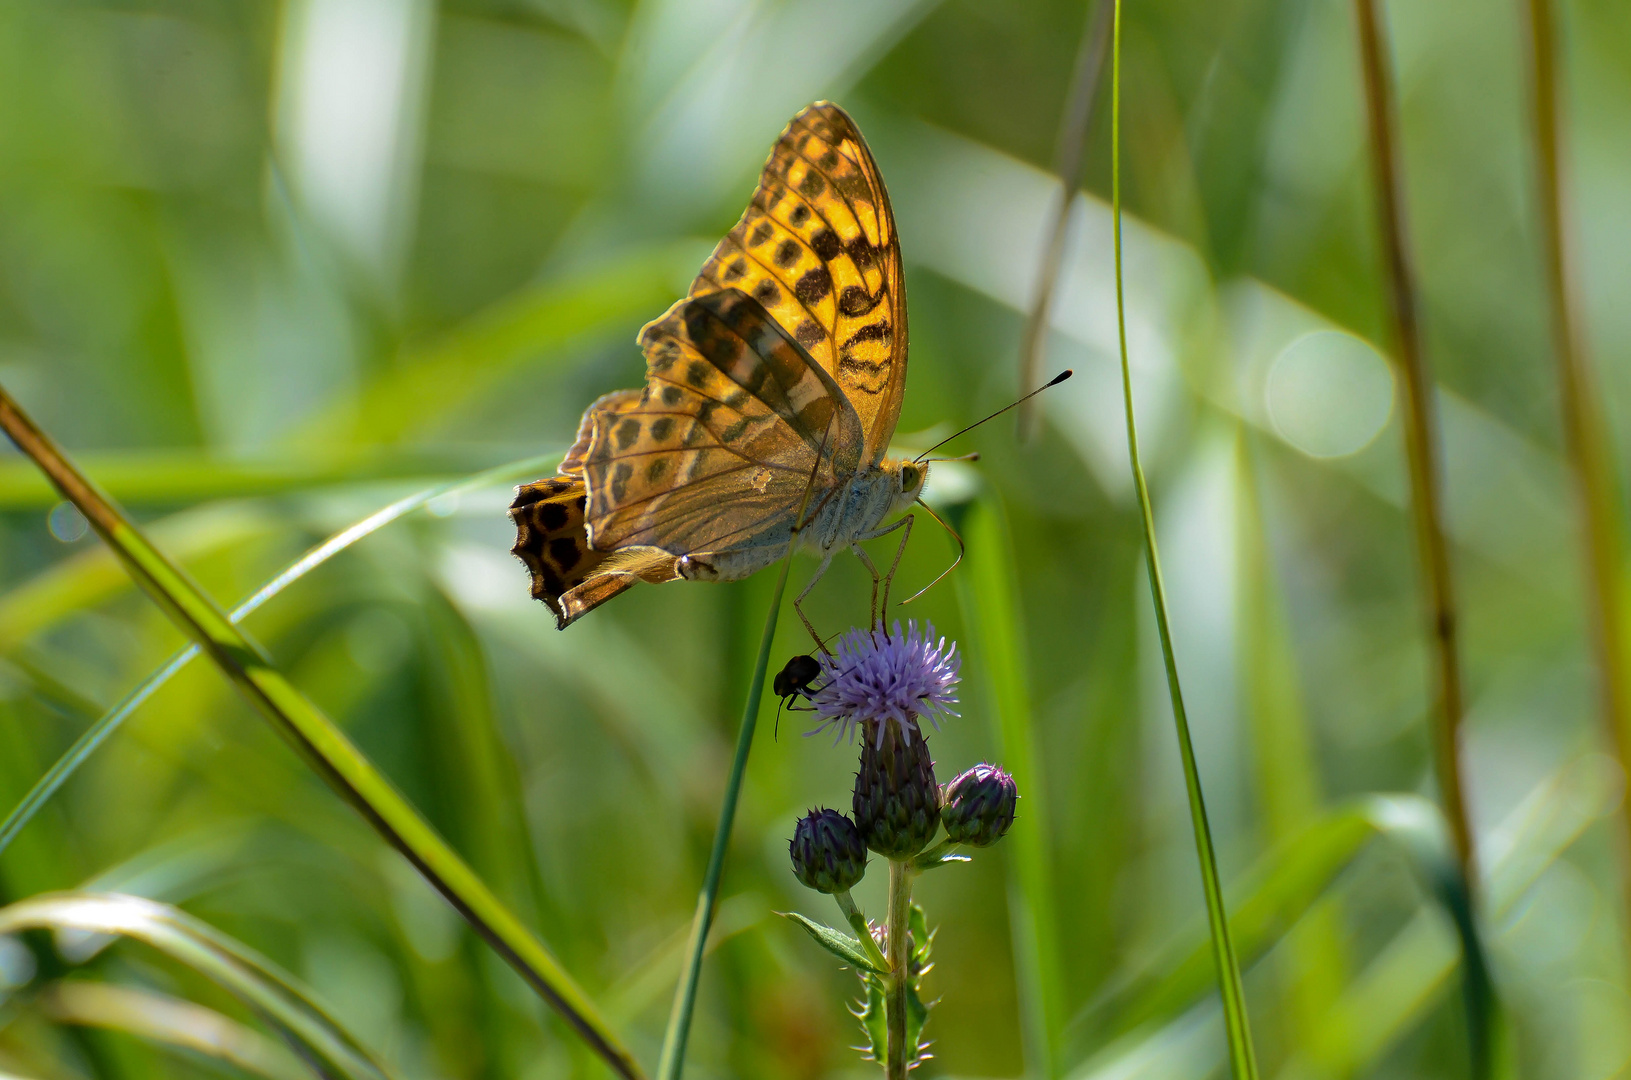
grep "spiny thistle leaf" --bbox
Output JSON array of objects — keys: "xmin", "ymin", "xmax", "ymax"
[
  {"xmin": 854, "ymin": 972, "xmax": 887, "ymax": 1061},
  {"xmin": 779, "ymin": 911, "xmax": 886, "ymax": 974}
]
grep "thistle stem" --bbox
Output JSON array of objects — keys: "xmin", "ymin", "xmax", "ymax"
[
  {"xmin": 885, "ymin": 858, "xmax": 914, "ymax": 1079},
  {"xmin": 835, "ymin": 890, "xmax": 888, "ymax": 972}
]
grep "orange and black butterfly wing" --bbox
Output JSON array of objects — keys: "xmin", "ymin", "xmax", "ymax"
[
  {"xmin": 688, "ymin": 101, "xmax": 907, "ymax": 466},
  {"xmin": 583, "ymin": 288, "xmax": 861, "ymax": 556},
  {"xmin": 509, "ymin": 477, "xmax": 626, "ymax": 628}
]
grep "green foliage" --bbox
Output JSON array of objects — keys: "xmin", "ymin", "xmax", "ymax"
[{"xmin": 1, "ymin": 1, "xmax": 1628, "ymax": 1077}]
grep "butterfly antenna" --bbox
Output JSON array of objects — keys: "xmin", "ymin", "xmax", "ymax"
[
  {"xmin": 913, "ymin": 369, "xmax": 1073, "ymax": 464},
  {"xmin": 899, "ymin": 498, "xmax": 965, "ymax": 605}
]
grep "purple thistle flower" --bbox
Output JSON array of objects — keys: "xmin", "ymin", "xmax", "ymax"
[{"xmin": 807, "ymin": 620, "xmax": 960, "ymax": 747}]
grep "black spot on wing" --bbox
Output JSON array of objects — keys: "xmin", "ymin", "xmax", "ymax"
[
  {"xmin": 539, "ymin": 502, "xmax": 569, "ymax": 531},
  {"xmin": 774, "ymin": 240, "xmax": 800, "ymax": 269},
  {"xmin": 754, "ymin": 279, "xmax": 780, "ymax": 306},
  {"xmin": 843, "ymin": 322, "xmax": 891, "ymax": 347},
  {"xmin": 839, "ymin": 286, "xmax": 879, "ymax": 317},
  {"xmin": 650, "ymin": 417, "xmax": 674, "ymax": 442},
  {"xmin": 549, "ymin": 537, "xmax": 580, "ymax": 571},
  {"xmin": 749, "ymin": 221, "xmax": 773, "ymax": 247},
  {"xmin": 795, "ymin": 267, "xmax": 832, "ymax": 304},
  {"xmin": 810, "ymin": 229, "xmax": 841, "ymax": 261},
  {"xmin": 846, "ymin": 235, "xmax": 877, "ymax": 271}
]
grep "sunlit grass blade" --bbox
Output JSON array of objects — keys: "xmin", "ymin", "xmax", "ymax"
[
  {"xmin": 0, "ymin": 447, "xmax": 501, "ymax": 509},
  {"xmin": 1017, "ymin": 0, "xmax": 1112, "ymax": 441},
  {"xmin": 954, "ymin": 494, "xmax": 1065, "ymax": 1077},
  {"xmin": 1109, "ymin": 3, "xmax": 1258, "ymax": 1076},
  {"xmin": 0, "ymin": 454, "xmax": 558, "ymax": 861},
  {"xmin": 1235, "ymin": 433, "xmax": 1349, "ymax": 1039},
  {"xmin": 0, "ymin": 388, "xmax": 645, "ymax": 1080},
  {"xmin": 0, "ymin": 892, "xmax": 391, "ymax": 1080},
  {"xmin": 1078, "ymin": 795, "xmax": 1490, "ymax": 1046},
  {"xmin": 1521, "ymin": 0, "xmax": 1631, "ymax": 971},
  {"xmin": 1281, "ymin": 754, "xmax": 1611, "ymax": 1078},
  {"xmin": 319, "ymin": 243, "xmax": 701, "ymax": 445},
  {"xmin": 37, "ymin": 980, "xmax": 310, "ymax": 1080},
  {"xmin": 656, "ymin": 557, "xmax": 791, "ymax": 1080}
]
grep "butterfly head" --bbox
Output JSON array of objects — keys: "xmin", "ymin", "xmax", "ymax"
[{"xmin": 887, "ymin": 458, "xmax": 930, "ymax": 517}]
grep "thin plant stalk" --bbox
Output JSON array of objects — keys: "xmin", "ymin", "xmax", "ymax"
[
  {"xmin": 1108, "ymin": 3, "xmax": 1260, "ymax": 1077},
  {"xmin": 0, "ymin": 388, "xmax": 646, "ymax": 1080},
  {"xmin": 885, "ymin": 859, "xmax": 913, "ymax": 1080},
  {"xmin": 0, "ymin": 455, "xmax": 557, "ymax": 859},
  {"xmin": 1521, "ymin": 0, "xmax": 1631, "ymax": 960},
  {"xmin": 656, "ymin": 557, "xmax": 791, "ymax": 1080},
  {"xmin": 1018, "ymin": 0, "xmax": 1113, "ymax": 440},
  {"xmin": 1351, "ymin": 0, "xmax": 1476, "ymax": 880}
]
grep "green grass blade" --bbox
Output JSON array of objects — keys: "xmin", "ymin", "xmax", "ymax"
[
  {"xmin": 1235, "ymin": 434, "xmax": 1350, "ymax": 1039},
  {"xmin": 955, "ymin": 494, "xmax": 1065, "ymax": 1077},
  {"xmin": 0, "ymin": 455, "xmax": 557, "ymax": 861},
  {"xmin": 0, "ymin": 388, "xmax": 645, "ymax": 1080},
  {"xmin": 0, "ymin": 448, "xmax": 500, "ymax": 509},
  {"xmin": 1081, "ymin": 795, "xmax": 1487, "ymax": 1044},
  {"xmin": 1109, "ymin": 4, "xmax": 1259, "ymax": 1076},
  {"xmin": 36, "ymin": 980, "xmax": 310, "ymax": 1080},
  {"xmin": 656, "ymin": 556, "xmax": 791, "ymax": 1080},
  {"xmin": 318, "ymin": 243, "xmax": 701, "ymax": 445},
  {"xmin": 0, "ymin": 892, "xmax": 392, "ymax": 1080}
]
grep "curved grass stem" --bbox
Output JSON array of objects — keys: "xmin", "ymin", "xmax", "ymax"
[
  {"xmin": 0, "ymin": 389, "xmax": 645, "ymax": 1080},
  {"xmin": 1521, "ymin": 0, "xmax": 1631, "ymax": 972},
  {"xmin": 1109, "ymin": 3, "xmax": 1259, "ymax": 1076},
  {"xmin": 0, "ymin": 454, "xmax": 558, "ymax": 861},
  {"xmin": 1351, "ymin": 0, "xmax": 1476, "ymax": 884},
  {"xmin": 656, "ymin": 557, "xmax": 791, "ymax": 1080}
]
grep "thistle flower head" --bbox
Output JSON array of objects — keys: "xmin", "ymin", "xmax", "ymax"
[
  {"xmin": 809, "ymin": 620, "xmax": 960, "ymax": 746},
  {"xmin": 940, "ymin": 763, "xmax": 1018, "ymax": 847},
  {"xmin": 789, "ymin": 808, "xmax": 869, "ymax": 894},
  {"xmin": 853, "ymin": 720, "xmax": 941, "ymax": 858}
]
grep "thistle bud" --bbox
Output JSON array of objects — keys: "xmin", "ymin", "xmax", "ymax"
[
  {"xmin": 940, "ymin": 764, "xmax": 1017, "ymax": 846},
  {"xmin": 853, "ymin": 720, "xmax": 941, "ymax": 858},
  {"xmin": 789, "ymin": 808, "xmax": 868, "ymax": 894}
]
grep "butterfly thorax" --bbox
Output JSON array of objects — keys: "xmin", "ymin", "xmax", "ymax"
[{"xmin": 798, "ymin": 458, "xmax": 927, "ymax": 555}]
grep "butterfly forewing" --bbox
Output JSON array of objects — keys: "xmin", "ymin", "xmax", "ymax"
[{"xmin": 689, "ymin": 102, "xmax": 907, "ymax": 465}]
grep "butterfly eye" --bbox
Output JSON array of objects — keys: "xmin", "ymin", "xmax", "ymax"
[{"xmin": 901, "ymin": 465, "xmax": 920, "ymax": 492}]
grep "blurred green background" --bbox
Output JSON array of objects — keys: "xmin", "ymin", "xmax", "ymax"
[{"xmin": 2, "ymin": 0, "xmax": 1630, "ymax": 1077}]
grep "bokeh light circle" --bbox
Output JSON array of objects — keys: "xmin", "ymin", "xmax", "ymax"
[{"xmin": 1265, "ymin": 330, "xmax": 1395, "ymax": 458}]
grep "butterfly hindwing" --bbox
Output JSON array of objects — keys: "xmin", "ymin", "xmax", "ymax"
[
  {"xmin": 584, "ymin": 289, "xmax": 859, "ymax": 556},
  {"xmin": 509, "ymin": 477, "xmax": 629, "ymax": 627},
  {"xmin": 690, "ymin": 102, "xmax": 907, "ymax": 466}
]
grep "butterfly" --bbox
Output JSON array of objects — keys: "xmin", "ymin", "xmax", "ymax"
[{"xmin": 510, "ymin": 101, "xmax": 925, "ymax": 640}]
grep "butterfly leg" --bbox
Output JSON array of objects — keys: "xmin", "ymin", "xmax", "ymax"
[
  {"xmin": 794, "ymin": 549, "xmax": 837, "ymax": 652},
  {"xmin": 851, "ymin": 513, "xmax": 913, "ymax": 627}
]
